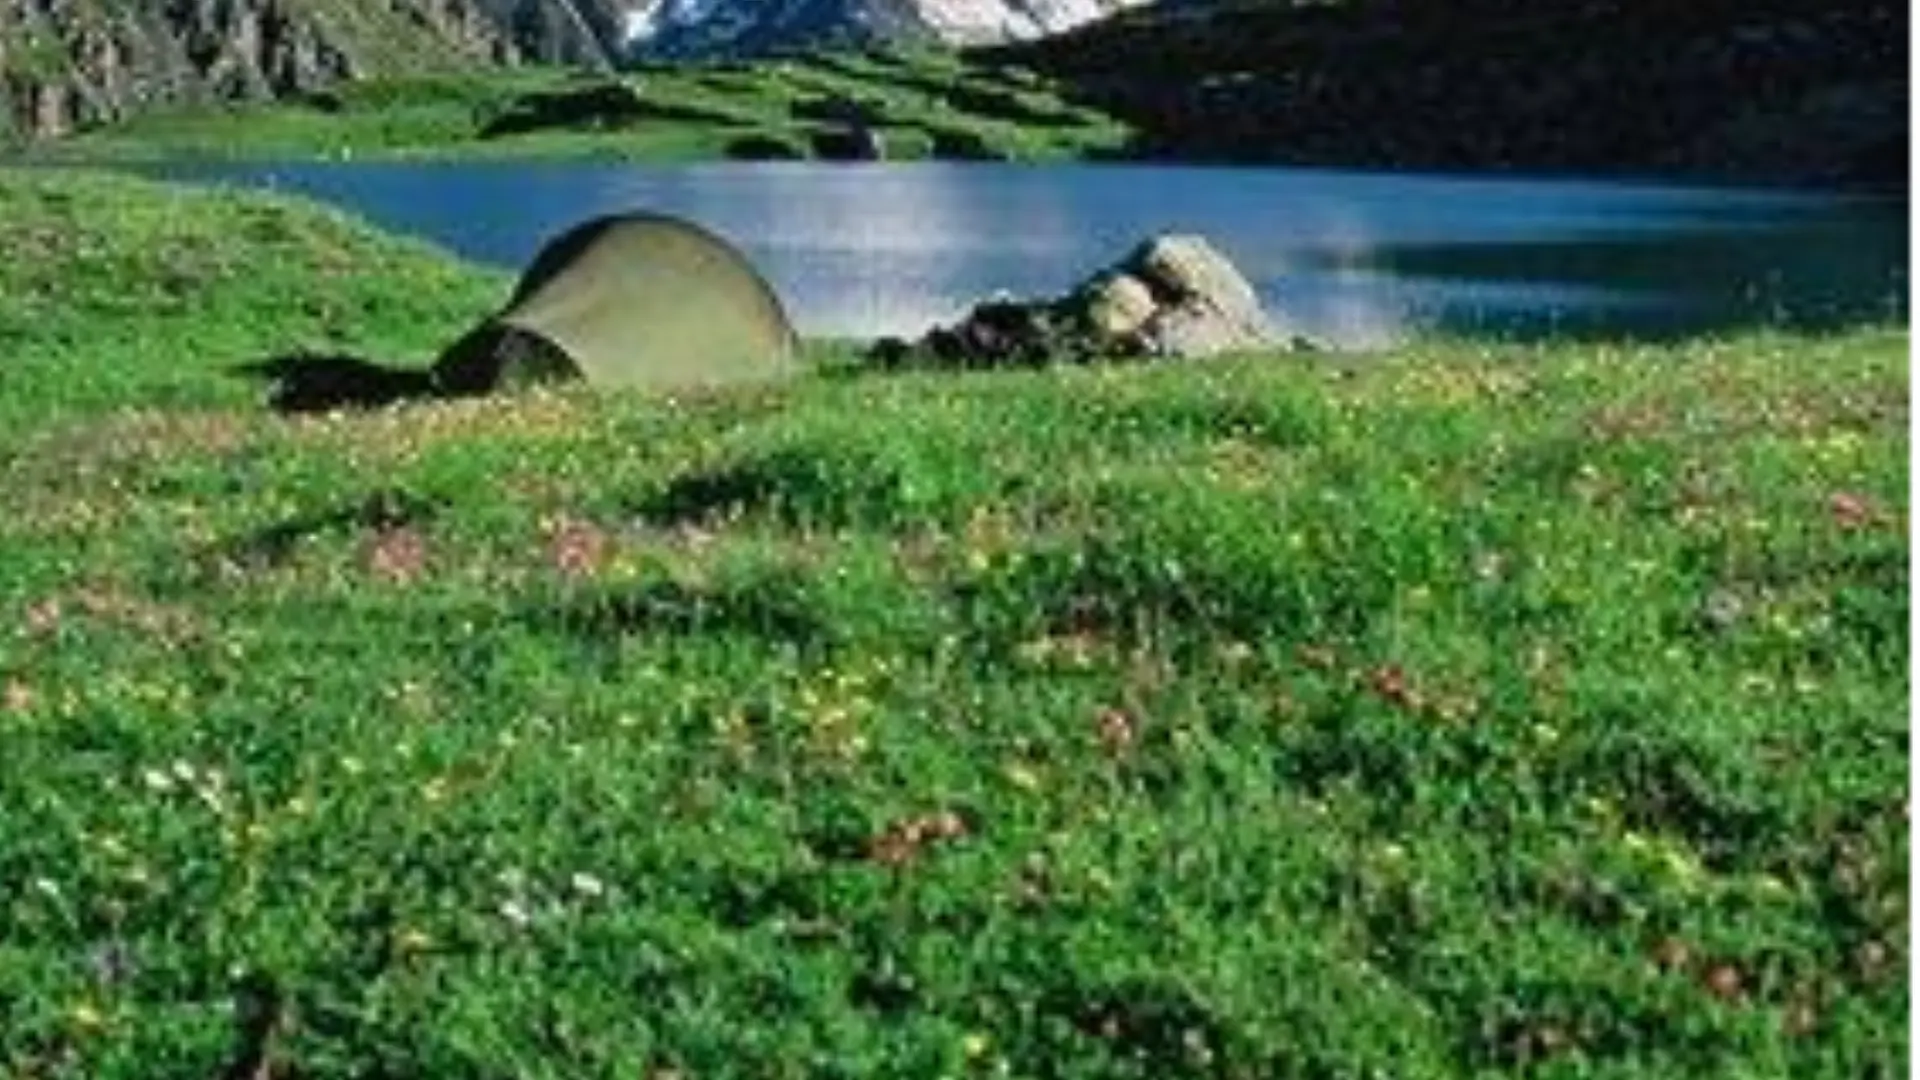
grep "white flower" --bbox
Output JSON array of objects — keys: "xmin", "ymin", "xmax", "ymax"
[{"xmin": 569, "ymin": 872, "xmax": 606, "ymax": 899}]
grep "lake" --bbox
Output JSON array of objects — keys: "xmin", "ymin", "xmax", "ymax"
[{"xmin": 138, "ymin": 161, "xmax": 1907, "ymax": 347}]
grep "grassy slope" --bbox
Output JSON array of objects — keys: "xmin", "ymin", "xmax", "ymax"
[
  {"xmin": 23, "ymin": 50, "xmax": 1129, "ymax": 163},
  {"xmin": 0, "ymin": 170, "xmax": 1909, "ymax": 1077}
]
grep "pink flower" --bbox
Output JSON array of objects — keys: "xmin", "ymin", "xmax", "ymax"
[
  {"xmin": 366, "ymin": 527, "xmax": 427, "ymax": 583},
  {"xmin": 547, "ymin": 517, "xmax": 608, "ymax": 578}
]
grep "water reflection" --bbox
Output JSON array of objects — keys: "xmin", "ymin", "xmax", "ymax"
[{"xmin": 138, "ymin": 160, "xmax": 1908, "ymax": 345}]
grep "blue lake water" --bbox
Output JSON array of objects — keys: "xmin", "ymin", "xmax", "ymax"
[{"xmin": 137, "ymin": 160, "xmax": 1907, "ymax": 346}]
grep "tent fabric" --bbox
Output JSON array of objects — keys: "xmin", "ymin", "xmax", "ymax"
[{"xmin": 434, "ymin": 213, "xmax": 798, "ymax": 394}]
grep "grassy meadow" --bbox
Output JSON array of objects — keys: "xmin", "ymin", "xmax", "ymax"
[
  {"xmin": 19, "ymin": 51, "xmax": 1127, "ymax": 165},
  {"xmin": 0, "ymin": 169, "xmax": 1909, "ymax": 1077}
]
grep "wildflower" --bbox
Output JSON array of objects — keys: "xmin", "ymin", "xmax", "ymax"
[
  {"xmin": 1702, "ymin": 962, "xmax": 1744, "ymax": 1001},
  {"xmin": 499, "ymin": 898, "xmax": 534, "ymax": 928},
  {"xmin": 867, "ymin": 811, "xmax": 970, "ymax": 868},
  {"xmin": 1296, "ymin": 644, "xmax": 1336, "ymax": 670},
  {"xmin": 1095, "ymin": 707, "xmax": 1135, "ymax": 754},
  {"xmin": 1781, "ymin": 1000, "xmax": 1819, "ymax": 1037},
  {"xmin": 24, "ymin": 598, "xmax": 62, "ymax": 636},
  {"xmin": 3, "ymin": 679, "xmax": 34, "ymax": 713},
  {"xmin": 1650, "ymin": 936, "xmax": 1691, "ymax": 972},
  {"xmin": 548, "ymin": 517, "xmax": 609, "ymax": 577},
  {"xmin": 1828, "ymin": 491, "xmax": 1875, "ymax": 529},
  {"xmin": 1660, "ymin": 845, "xmax": 1704, "ymax": 884},
  {"xmin": 89, "ymin": 940, "xmax": 136, "ymax": 985},
  {"xmin": 1003, "ymin": 763, "xmax": 1041, "ymax": 791},
  {"xmin": 569, "ymin": 872, "xmax": 607, "ymax": 899},
  {"xmin": 366, "ymin": 526, "xmax": 427, "ymax": 583},
  {"xmin": 1368, "ymin": 665, "xmax": 1422, "ymax": 711}
]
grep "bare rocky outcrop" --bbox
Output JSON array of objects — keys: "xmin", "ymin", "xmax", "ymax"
[
  {"xmin": 871, "ymin": 233, "xmax": 1308, "ymax": 369},
  {"xmin": 0, "ymin": 0, "xmax": 614, "ymax": 139},
  {"xmin": 624, "ymin": 0, "xmax": 1147, "ymax": 57}
]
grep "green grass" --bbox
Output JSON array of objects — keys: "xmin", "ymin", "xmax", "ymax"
[
  {"xmin": 0, "ymin": 168, "xmax": 1908, "ymax": 1077},
  {"xmin": 20, "ymin": 50, "xmax": 1130, "ymax": 164}
]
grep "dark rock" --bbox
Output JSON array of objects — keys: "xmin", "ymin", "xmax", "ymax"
[
  {"xmin": 810, "ymin": 123, "xmax": 886, "ymax": 160},
  {"xmin": 479, "ymin": 81, "xmax": 643, "ymax": 137},
  {"xmin": 299, "ymin": 88, "xmax": 345, "ymax": 113},
  {"xmin": 790, "ymin": 93, "xmax": 886, "ymax": 126},
  {"xmin": 872, "ymin": 233, "xmax": 1298, "ymax": 370},
  {"xmin": 926, "ymin": 126, "xmax": 1009, "ymax": 160},
  {"xmin": 725, "ymin": 131, "xmax": 807, "ymax": 159},
  {"xmin": 480, "ymin": 80, "xmax": 752, "ymax": 138}
]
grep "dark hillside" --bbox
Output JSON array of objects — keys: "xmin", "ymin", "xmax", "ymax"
[{"xmin": 983, "ymin": 0, "xmax": 1907, "ymax": 187}]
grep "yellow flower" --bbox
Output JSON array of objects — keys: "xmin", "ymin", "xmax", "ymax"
[
  {"xmin": 1004, "ymin": 763, "xmax": 1041, "ymax": 791},
  {"xmin": 1661, "ymin": 845, "xmax": 1705, "ymax": 885}
]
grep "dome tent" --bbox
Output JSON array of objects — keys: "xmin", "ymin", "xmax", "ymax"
[{"xmin": 434, "ymin": 213, "xmax": 799, "ymax": 395}]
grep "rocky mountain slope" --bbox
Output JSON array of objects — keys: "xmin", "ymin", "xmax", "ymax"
[
  {"xmin": 622, "ymin": 0, "xmax": 1147, "ymax": 56},
  {"xmin": 0, "ymin": 0, "xmax": 535, "ymax": 139}
]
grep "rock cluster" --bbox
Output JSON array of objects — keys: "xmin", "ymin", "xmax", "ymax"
[{"xmin": 871, "ymin": 233, "xmax": 1305, "ymax": 369}]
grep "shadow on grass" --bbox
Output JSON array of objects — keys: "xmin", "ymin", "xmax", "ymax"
[
  {"xmin": 231, "ymin": 352, "xmax": 441, "ymax": 414},
  {"xmin": 635, "ymin": 459, "xmax": 796, "ymax": 526},
  {"xmin": 215, "ymin": 488, "xmax": 447, "ymax": 569}
]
